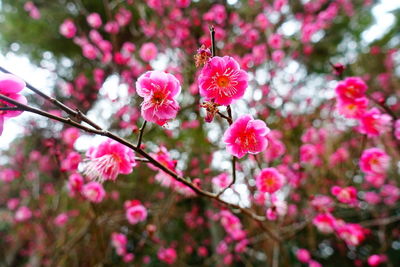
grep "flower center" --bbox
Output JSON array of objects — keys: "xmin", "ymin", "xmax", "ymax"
[
  {"xmin": 151, "ymin": 91, "xmax": 166, "ymax": 105},
  {"xmin": 217, "ymin": 76, "xmax": 230, "ymax": 88},
  {"xmin": 237, "ymin": 131, "xmax": 257, "ymax": 151}
]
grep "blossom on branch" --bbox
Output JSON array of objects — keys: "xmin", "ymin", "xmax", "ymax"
[
  {"xmin": 136, "ymin": 70, "xmax": 181, "ymax": 126},
  {"xmin": 198, "ymin": 56, "xmax": 248, "ymax": 105},
  {"xmin": 223, "ymin": 115, "xmax": 269, "ymax": 158}
]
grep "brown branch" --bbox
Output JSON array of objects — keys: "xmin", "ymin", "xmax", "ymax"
[
  {"xmin": 0, "ymin": 92, "xmax": 281, "ymax": 242},
  {"xmin": 0, "ymin": 66, "xmax": 102, "ymax": 131},
  {"xmin": 136, "ymin": 120, "xmax": 147, "ymax": 148}
]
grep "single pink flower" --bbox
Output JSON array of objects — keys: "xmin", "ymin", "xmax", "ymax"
[
  {"xmin": 0, "ymin": 73, "xmax": 27, "ymax": 135},
  {"xmin": 212, "ymin": 173, "xmax": 231, "ymax": 188},
  {"xmin": 335, "ymin": 77, "xmax": 367, "ymax": 102},
  {"xmin": 139, "ymin": 42, "xmax": 158, "ymax": 62},
  {"xmin": 59, "ymin": 19, "xmax": 77, "ymax": 38},
  {"xmin": 198, "ymin": 56, "xmax": 248, "ymax": 106},
  {"xmin": 87, "ymin": 13, "xmax": 102, "ymax": 28},
  {"xmin": 136, "ymin": 71, "xmax": 181, "ymax": 126},
  {"xmin": 84, "ymin": 139, "xmax": 136, "ymax": 182},
  {"xmin": 336, "ymin": 97, "xmax": 368, "ymax": 119},
  {"xmin": 368, "ymin": 254, "xmax": 384, "ymax": 266},
  {"xmin": 331, "ymin": 186, "xmax": 357, "ymax": 205},
  {"xmin": 256, "ymin": 167, "xmax": 285, "ymax": 194},
  {"xmin": 125, "ymin": 202, "xmax": 148, "ymax": 225},
  {"xmin": 82, "ymin": 182, "xmax": 106, "ymax": 203},
  {"xmin": 223, "ymin": 115, "xmax": 269, "ymax": 158},
  {"xmin": 54, "ymin": 213, "xmax": 69, "ymax": 226},
  {"xmin": 67, "ymin": 173, "xmax": 84, "ymax": 195},
  {"xmin": 313, "ymin": 213, "xmax": 336, "ymax": 234},
  {"xmin": 296, "ymin": 248, "xmax": 311, "ymax": 263},
  {"xmin": 360, "ymin": 147, "xmax": 390, "ymax": 175},
  {"xmin": 15, "ymin": 206, "xmax": 32, "ymax": 222},
  {"xmin": 336, "ymin": 223, "xmax": 368, "ymax": 246},
  {"xmin": 357, "ymin": 108, "xmax": 392, "ymax": 137}
]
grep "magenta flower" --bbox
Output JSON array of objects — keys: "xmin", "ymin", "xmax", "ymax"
[
  {"xmin": 360, "ymin": 147, "xmax": 390, "ymax": 175},
  {"xmin": 198, "ymin": 56, "xmax": 248, "ymax": 106},
  {"xmin": 136, "ymin": 71, "xmax": 181, "ymax": 126},
  {"xmin": 139, "ymin": 42, "xmax": 158, "ymax": 62},
  {"xmin": 357, "ymin": 108, "xmax": 392, "ymax": 137},
  {"xmin": 256, "ymin": 167, "xmax": 285, "ymax": 194},
  {"xmin": 0, "ymin": 73, "xmax": 27, "ymax": 135},
  {"xmin": 223, "ymin": 115, "xmax": 269, "ymax": 158},
  {"xmin": 15, "ymin": 206, "xmax": 32, "ymax": 222},
  {"xmin": 125, "ymin": 201, "xmax": 148, "ymax": 225},
  {"xmin": 335, "ymin": 77, "xmax": 367, "ymax": 102},
  {"xmin": 312, "ymin": 213, "xmax": 336, "ymax": 234},
  {"xmin": 84, "ymin": 139, "xmax": 136, "ymax": 182},
  {"xmin": 59, "ymin": 19, "xmax": 77, "ymax": 38},
  {"xmin": 82, "ymin": 181, "xmax": 106, "ymax": 203},
  {"xmin": 331, "ymin": 186, "xmax": 357, "ymax": 205}
]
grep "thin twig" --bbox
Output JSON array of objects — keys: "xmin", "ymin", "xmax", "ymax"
[
  {"xmin": 209, "ymin": 25, "xmax": 216, "ymax": 57},
  {"xmin": 137, "ymin": 120, "xmax": 147, "ymax": 147},
  {"xmin": 0, "ymin": 92, "xmax": 281, "ymax": 242},
  {"xmin": 0, "ymin": 66, "xmax": 102, "ymax": 130}
]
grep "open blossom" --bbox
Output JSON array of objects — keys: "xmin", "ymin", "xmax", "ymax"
[
  {"xmin": 212, "ymin": 173, "xmax": 231, "ymax": 189},
  {"xmin": 313, "ymin": 213, "xmax": 336, "ymax": 234},
  {"xmin": 136, "ymin": 71, "xmax": 181, "ymax": 126},
  {"xmin": 256, "ymin": 167, "xmax": 285, "ymax": 194},
  {"xmin": 198, "ymin": 56, "xmax": 248, "ymax": 105},
  {"xmin": 336, "ymin": 97, "xmax": 368, "ymax": 119},
  {"xmin": 125, "ymin": 200, "xmax": 148, "ymax": 225},
  {"xmin": 0, "ymin": 73, "xmax": 27, "ymax": 135},
  {"xmin": 335, "ymin": 77, "xmax": 367, "ymax": 102},
  {"xmin": 360, "ymin": 147, "xmax": 390, "ymax": 175},
  {"xmin": 84, "ymin": 139, "xmax": 136, "ymax": 182},
  {"xmin": 87, "ymin": 13, "xmax": 102, "ymax": 28},
  {"xmin": 357, "ymin": 108, "xmax": 392, "ymax": 137},
  {"xmin": 59, "ymin": 19, "xmax": 77, "ymax": 38},
  {"xmin": 331, "ymin": 186, "xmax": 357, "ymax": 205},
  {"xmin": 223, "ymin": 115, "xmax": 269, "ymax": 158},
  {"xmin": 139, "ymin": 42, "xmax": 158, "ymax": 62},
  {"xmin": 336, "ymin": 223, "xmax": 368, "ymax": 246},
  {"xmin": 15, "ymin": 206, "xmax": 32, "ymax": 222},
  {"xmin": 82, "ymin": 182, "xmax": 106, "ymax": 203}
]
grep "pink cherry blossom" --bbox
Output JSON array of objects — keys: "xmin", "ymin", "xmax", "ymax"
[
  {"xmin": 87, "ymin": 13, "xmax": 102, "ymax": 28},
  {"xmin": 296, "ymin": 248, "xmax": 311, "ymax": 263},
  {"xmin": 84, "ymin": 139, "xmax": 136, "ymax": 182},
  {"xmin": 54, "ymin": 213, "xmax": 69, "ymax": 226},
  {"xmin": 0, "ymin": 73, "xmax": 27, "ymax": 135},
  {"xmin": 82, "ymin": 182, "xmax": 106, "ymax": 203},
  {"xmin": 256, "ymin": 167, "xmax": 285, "ymax": 194},
  {"xmin": 136, "ymin": 71, "xmax": 181, "ymax": 126},
  {"xmin": 313, "ymin": 213, "xmax": 336, "ymax": 234},
  {"xmin": 336, "ymin": 223, "xmax": 367, "ymax": 246},
  {"xmin": 212, "ymin": 173, "xmax": 231, "ymax": 188},
  {"xmin": 139, "ymin": 42, "xmax": 158, "ymax": 62},
  {"xmin": 67, "ymin": 173, "xmax": 84, "ymax": 196},
  {"xmin": 336, "ymin": 97, "xmax": 368, "ymax": 119},
  {"xmin": 331, "ymin": 186, "xmax": 357, "ymax": 205},
  {"xmin": 198, "ymin": 56, "xmax": 248, "ymax": 105},
  {"xmin": 360, "ymin": 147, "xmax": 390, "ymax": 175},
  {"xmin": 223, "ymin": 115, "xmax": 269, "ymax": 158},
  {"xmin": 357, "ymin": 108, "xmax": 392, "ymax": 137},
  {"xmin": 15, "ymin": 206, "xmax": 32, "ymax": 222},
  {"xmin": 157, "ymin": 247, "xmax": 177, "ymax": 265},
  {"xmin": 335, "ymin": 77, "xmax": 367, "ymax": 102},
  {"xmin": 59, "ymin": 19, "xmax": 77, "ymax": 38},
  {"xmin": 125, "ymin": 201, "xmax": 148, "ymax": 225}
]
